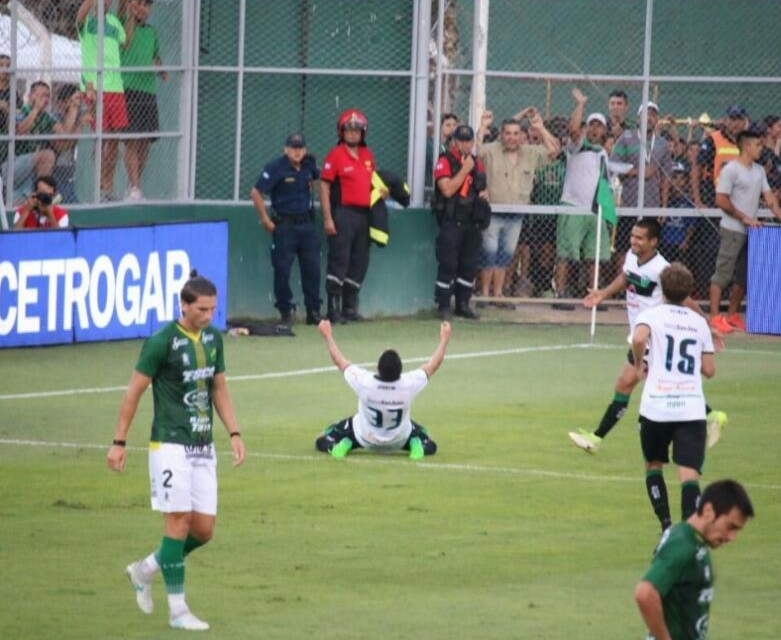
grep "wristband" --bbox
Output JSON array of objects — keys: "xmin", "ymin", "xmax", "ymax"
[
  {"xmin": 230, "ymin": 432, "xmax": 241, "ymax": 438},
  {"xmin": 112, "ymin": 439, "xmax": 126, "ymax": 447}
]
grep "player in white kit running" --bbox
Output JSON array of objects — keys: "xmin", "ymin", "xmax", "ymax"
[{"xmin": 315, "ymin": 320, "xmax": 452, "ymax": 460}]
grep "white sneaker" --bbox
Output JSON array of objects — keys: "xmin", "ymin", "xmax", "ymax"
[
  {"xmin": 126, "ymin": 186, "xmax": 144, "ymax": 202},
  {"xmin": 125, "ymin": 562, "xmax": 153, "ymax": 614},
  {"xmin": 170, "ymin": 612, "xmax": 210, "ymax": 631},
  {"xmin": 568, "ymin": 429, "xmax": 602, "ymax": 452}
]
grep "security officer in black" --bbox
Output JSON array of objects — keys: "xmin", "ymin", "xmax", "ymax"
[
  {"xmin": 251, "ymin": 133, "xmax": 322, "ymax": 325},
  {"xmin": 432, "ymin": 124, "xmax": 490, "ymax": 320}
]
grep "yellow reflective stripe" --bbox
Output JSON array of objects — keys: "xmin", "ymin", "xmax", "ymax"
[
  {"xmin": 370, "ymin": 171, "xmax": 388, "ymax": 207},
  {"xmin": 369, "ymin": 226, "xmax": 389, "ymax": 245},
  {"xmin": 149, "ymin": 441, "xmax": 161, "ymax": 450}
]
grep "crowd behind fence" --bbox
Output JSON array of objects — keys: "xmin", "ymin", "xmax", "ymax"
[{"xmin": 2, "ymin": 0, "xmax": 780, "ymax": 308}]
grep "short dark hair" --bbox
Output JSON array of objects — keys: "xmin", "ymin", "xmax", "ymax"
[
  {"xmin": 737, "ymin": 130, "xmax": 760, "ymax": 150},
  {"xmin": 633, "ymin": 218, "xmax": 661, "ymax": 241},
  {"xmin": 34, "ymin": 175, "xmax": 56, "ymax": 192},
  {"xmin": 440, "ymin": 112, "xmax": 458, "ymax": 125},
  {"xmin": 764, "ymin": 115, "xmax": 780, "ymax": 129},
  {"xmin": 56, "ymin": 85, "xmax": 79, "ymax": 103},
  {"xmin": 377, "ymin": 349, "xmax": 402, "ymax": 382},
  {"xmin": 29, "ymin": 80, "xmax": 49, "ymax": 93},
  {"xmin": 500, "ymin": 118, "xmax": 521, "ymax": 131},
  {"xmin": 181, "ymin": 269, "xmax": 217, "ymax": 303},
  {"xmin": 660, "ymin": 262, "xmax": 694, "ymax": 304},
  {"xmin": 697, "ymin": 479, "xmax": 755, "ymax": 519},
  {"xmin": 609, "ymin": 89, "xmax": 628, "ymax": 102}
]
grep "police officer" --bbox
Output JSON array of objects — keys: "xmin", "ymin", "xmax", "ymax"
[
  {"xmin": 251, "ymin": 133, "xmax": 321, "ymax": 325},
  {"xmin": 432, "ymin": 124, "xmax": 490, "ymax": 320},
  {"xmin": 320, "ymin": 109, "xmax": 383, "ymax": 323}
]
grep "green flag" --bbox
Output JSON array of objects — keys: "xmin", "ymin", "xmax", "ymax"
[{"xmin": 595, "ymin": 175, "xmax": 617, "ymax": 227}]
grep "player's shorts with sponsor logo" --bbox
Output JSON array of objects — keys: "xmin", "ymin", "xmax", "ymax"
[{"xmin": 148, "ymin": 441, "xmax": 217, "ymax": 515}]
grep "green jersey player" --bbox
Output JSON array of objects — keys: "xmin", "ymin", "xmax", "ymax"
[
  {"xmin": 107, "ymin": 271, "xmax": 245, "ymax": 631},
  {"xmin": 635, "ymin": 479, "xmax": 753, "ymax": 640}
]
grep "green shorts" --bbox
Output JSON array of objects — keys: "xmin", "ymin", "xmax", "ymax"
[
  {"xmin": 556, "ymin": 213, "xmax": 610, "ymax": 262},
  {"xmin": 710, "ymin": 227, "xmax": 747, "ymax": 289}
]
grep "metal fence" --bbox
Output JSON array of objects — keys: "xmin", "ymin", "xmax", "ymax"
[{"xmin": 2, "ymin": 0, "xmax": 780, "ymax": 307}]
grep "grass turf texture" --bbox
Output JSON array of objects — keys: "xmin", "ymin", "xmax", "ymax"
[{"xmin": 1, "ymin": 320, "xmax": 779, "ymax": 640}]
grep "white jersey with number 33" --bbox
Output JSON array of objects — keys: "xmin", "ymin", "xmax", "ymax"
[
  {"xmin": 344, "ymin": 365, "xmax": 429, "ymax": 448},
  {"xmin": 636, "ymin": 304, "xmax": 714, "ymax": 422}
]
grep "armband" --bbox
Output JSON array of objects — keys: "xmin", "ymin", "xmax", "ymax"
[
  {"xmin": 112, "ymin": 439, "xmax": 126, "ymax": 447},
  {"xmin": 230, "ymin": 432, "xmax": 241, "ymax": 438}
]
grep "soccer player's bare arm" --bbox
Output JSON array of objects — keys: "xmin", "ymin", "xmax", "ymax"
[
  {"xmin": 701, "ymin": 353, "xmax": 716, "ymax": 379},
  {"xmin": 107, "ymin": 371, "xmax": 152, "ymax": 471},
  {"xmin": 212, "ymin": 372, "xmax": 245, "ymax": 467},
  {"xmin": 631, "ymin": 324, "xmax": 651, "ymax": 381},
  {"xmin": 583, "ymin": 271, "xmax": 627, "ymax": 307},
  {"xmin": 318, "ymin": 320, "xmax": 351, "ymax": 371},
  {"xmin": 634, "ymin": 581, "xmax": 673, "ymax": 640},
  {"xmin": 421, "ymin": 321, "xmax": 452, "ymax": 378}
]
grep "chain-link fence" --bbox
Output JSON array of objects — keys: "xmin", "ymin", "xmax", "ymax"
[{"xmin": 431, "ymin": 0, "xmax": 781, "ymax": 303}]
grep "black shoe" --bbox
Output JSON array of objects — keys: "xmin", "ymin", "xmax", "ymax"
[
  {"xmin": 280, "ymin": 311, "xmax": 293, "ymax": 325},
  {"xmin": 342, "ymin": 310, "xmax": 364, "ymax": 322},
  {"xmin": 551, "ymin": 294, "xmax": 575, "ymax": 311},
  {"xmin": 327, "ymin": 308, "xmax": 346, "ymax": 324},
  {"xmin": 454, "ymin": 305, "xmax": 479, "ymax": 320},
  {"xmin": 306, "ymin": 309, "xmax": 322, "ymax": 325},
  {"xmin": 437, "ymin": 304, "xmax": 452, "ymax": 320}
]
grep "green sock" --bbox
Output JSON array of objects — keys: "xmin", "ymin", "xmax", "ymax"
[
  {"xmin": 159, "ymin": 536, "xmax": 186, "ymax": 595},
  {"xmin": 183, "ymin": 533, "xmax": 206, "ymax": 557}
]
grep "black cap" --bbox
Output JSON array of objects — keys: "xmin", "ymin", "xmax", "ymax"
[
  {"xmin": 285, "ymin": 133, "xmax": 306, "ymax": 148},
  {"xmin": 453, "ymin": 124, "xmax": 475, "ymax": 141},
  {"xmin": 726, "ymin": 105, "xmax": 748, "ymax": 119}
]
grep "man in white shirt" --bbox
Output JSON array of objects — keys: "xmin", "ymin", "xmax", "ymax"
[
  {"xmin": 314, "ymin": 320, "xmax": 452, "ymax": 460},
  {"xmin": 710, "ymin": 129, "xmax": 781, "ymax": 334},
  {"xmin": 632, "ymin": 263, "xmax": 715, "ymax": 531}
]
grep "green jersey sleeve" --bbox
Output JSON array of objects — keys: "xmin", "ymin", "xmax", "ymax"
[
  {"xmin": 135, "ymin": 331, "xmax": 169, "ymax": 378},
  {"xmin": 213, "ymin": 330, "xmax": 226, "ymax": 374},
  {"xmin": 643, "ymin": 539, "xmax": 689, "ymax": 597}
]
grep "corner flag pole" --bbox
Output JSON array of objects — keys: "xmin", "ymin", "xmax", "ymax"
[{"xmin": 589, "ymin": 204, "xmax": 603, "ymax": 343}]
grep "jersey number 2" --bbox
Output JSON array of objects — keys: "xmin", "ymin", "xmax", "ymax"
[{"xmin": 664, "ymin": 335, "xmax": 696, "ymax": 375}]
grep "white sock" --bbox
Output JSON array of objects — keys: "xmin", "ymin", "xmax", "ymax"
[
  {"xmin": 168, "ymin": 593, "xmax": 188, "ymax": 619},
  {"xmin": 138, "ymin": 552, "xmax": 160, "ymax": 582}
]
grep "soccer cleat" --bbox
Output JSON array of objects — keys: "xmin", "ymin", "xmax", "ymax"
[
  {"xmin": 710, "ymin": 315, "xmax": 734, "ymax": 334},
  {"xmin": 330, "ymin": 438, "xmax": 353, "ymax": 459},
  {"xmin": 726, "ymin": 313, "xmax": 746, "ymax": 332},
  {"xmin": 408, "ymin": 437, "xmax": 425, "ymax": 461},
  {"xmin": 170, "ymin": 612, "xmax": 210, "ymax": 631},
  {"xmin": 706, "ymin": 410, "xmax": 728, "ymax": 448},
  {"xmin": 125, "ymin": 562, "xmax": 154, "ymax": 615},
  {"xmin": 568, "ymin": 429, "xmax": 602, "ymax": 452}
]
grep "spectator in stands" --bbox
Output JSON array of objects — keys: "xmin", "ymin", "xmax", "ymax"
[
  {"xmin": 692, "ymin": 105, "xmax": 748, "ymax": 209},
  {"xmin": 5, "ymin": 81, "xmax": 56, "ymax": 204},
  {"xmin": 77, "ymin": 0, "xmax": 129, "ymax": 202},
  {"xmin": 553, "ymin": 88, "xmax": 610, "ymax": 304},
  {"xmin": 13, "ymin": 176, "xmax": 69, "ymax": 230},
  {"xmin": 610, "ymin": 101, "xmax": 672, "ymax": 277},
  {"xmin": 426, "ymin": 113, "xmax": 459, "ymax": 184},
  {"xmin": 475, "ymin": 108, "xmax": 560, "ymax": 298},
  {"xmin": 120, "ymin": 0, "xmax": 168, "ymax": 202},
  {"xmin": 0, "ymin": 53, "xmax": 23, "ymax": 179},
  {"xmin": 659, "ymin": 162, "xmax": 696, "ymax": 265},
  {"xmin": 52, "ymin": 85, "xmax": 87, "ymax": 204},
  {"xmin": 760, "ymin": 116, "xmax": 781, "ymax": 193},
  {"xmin": 607, "ymin": 89, "xmax": 630, "ymax": 140},
  {"xmin": 709, "ymin": 130, "xmax": 781, "ymax": 334}
]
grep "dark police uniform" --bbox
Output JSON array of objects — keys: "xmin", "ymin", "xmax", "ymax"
[
  {"xmin": 432, "ymin": 145, "xmax": 489, "ymax": 318},
  {"xmin": 321, "ymin": 142, "xmax": 376, "ymax": 321},
  {"xmin": 255, "ymin": 154, "xmax": 321, "ymax": 319}
]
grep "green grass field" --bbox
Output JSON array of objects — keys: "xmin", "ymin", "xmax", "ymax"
[{"xmin": 1, "ymin": 320, "xmax": 780, "ymax": 640}]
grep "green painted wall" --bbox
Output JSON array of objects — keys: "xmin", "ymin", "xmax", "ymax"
[{"xmin": 63, "ymin": 204, "xmax": 438, "ymax": 320}]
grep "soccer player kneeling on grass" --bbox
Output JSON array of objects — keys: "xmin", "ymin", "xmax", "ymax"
[
  {"xmin": 107, "ymin": 271, "xmax": 246, "ymax": 631},
  {"xmin": 632, "ymin": 263, "xmax": 715, "ymax": 532},
  {"xmin": 314, "ymin": 319, "xmax": 451, "ymax": 460}
]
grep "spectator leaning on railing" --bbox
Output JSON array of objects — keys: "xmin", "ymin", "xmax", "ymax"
[
  {"xmin": 52, "ymin": 85, "xmax": 88, "ymax": 205},
  {"xmin": 0, "ymin": 53, "xmax": 22, "ymax": 176},
  {"xmin": 13, "ymin": 176, "xmax": 69, "ymax": 230}
]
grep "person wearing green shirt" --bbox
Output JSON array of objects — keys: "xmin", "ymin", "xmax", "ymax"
[
  {"xmin": 77, "ymin": 0, "xmax": 129, "ymax": 202},
  {"xmin": 107, "ymin": 271, "xmax": 246, "ymax": 631},
  {"xmin": 120, "ymin": 0, "xmax": 168, "ymax": 201},
  {"xmin": 635, "ymin": 479, "xmax": 754, "ymax": 640}
]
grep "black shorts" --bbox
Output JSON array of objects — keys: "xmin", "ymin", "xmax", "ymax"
[
  {"xmin": 525, "ymin": 214, "xmax": 557, "ymax": 244},
  {"xmin": 639, "ymin": 415, "xmax": 706, "ymax": 472},
  {"xmin": 125, "ymin": 89, "xmax": 160, "ymax": 138},
  {"xmin": 315, "ymin": 417, "xmax": 436, "ymax": 454}
]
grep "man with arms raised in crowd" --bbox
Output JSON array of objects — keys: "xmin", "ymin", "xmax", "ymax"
[
  {"xmin": 569, "ymin": 220, "xmax": 726, "ymax": 453},
  {"xmin": 107, "ymin": 271, "xmax": 246, "ymax": 631},
  {"xmin": 635, "ymin": 479, "xmax": 754, "ymax": 640}
]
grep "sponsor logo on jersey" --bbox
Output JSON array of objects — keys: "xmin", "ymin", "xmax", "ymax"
[
  {"xmin": 172, "ymin": 336, "xmax": 189, "ymax": 350},
  {"xmin": 183, "ymin": 366, "xmax": 215, "ymax": 382},
  {"xmin": 202, "ymin": 332, "xmax": 214, "ymax": 344},
  {"xmin": 189, "ymin": 414, "xmax": 211, "ymax": 432},
  {"xmin": 182, "ymin": 353, "xmax": 190, "ymax": 366},
  {"xmin": 183, "ymin": 389, "xmax": 210, "ymax": 411},
  {"xmin": 695, "ymin": 612, "xmax": 710, "ymax": 639},
  {"xmin": 626, "ymin": 271, "xmax": 657, "ymax": 296}
]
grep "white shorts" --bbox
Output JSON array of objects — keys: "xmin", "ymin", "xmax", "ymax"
[{"xmin": 148, "ymin": 442, "xmax": 218, "ymax": 515}]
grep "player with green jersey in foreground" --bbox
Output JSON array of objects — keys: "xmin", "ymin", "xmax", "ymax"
[
  {"xmin": 107, "ymin": 271, "xmax": 246, "ymax": 631},
  {"xmin": 635, "ymin": 479, "xmax": 754, "ymax": 640}
]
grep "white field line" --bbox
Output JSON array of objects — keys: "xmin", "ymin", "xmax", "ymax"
[
  {"xmin": 1, "ymin": 437, "xmax": 779, "ymax": 491},
  {"xmin": 0, "ymin": 342, "xmax": 605, "ymax": 401}
]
